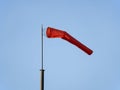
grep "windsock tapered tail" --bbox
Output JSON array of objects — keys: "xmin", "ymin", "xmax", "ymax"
[{"xmin": 46, "ymin": 27, "xmax": 93, "ymax": 55}]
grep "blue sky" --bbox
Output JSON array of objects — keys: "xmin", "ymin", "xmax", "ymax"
[{"xmin": 0, "ymin": 0, "xmax": 120, "ymax": 90}]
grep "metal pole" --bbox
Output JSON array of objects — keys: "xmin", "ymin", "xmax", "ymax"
[
  {"xmin": 40, "ymin": 69, "xmax": 44, "ymax": 90},
  {"xmin": 41, "ymin": 25, "xmax": 43, "ymax": 69},
  {"xmin": 40, "ymin": 25, "xmax": 44, "ymax": 90}
]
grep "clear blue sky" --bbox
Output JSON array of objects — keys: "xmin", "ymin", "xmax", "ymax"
[{"xmin": 0, "ymin": 0, "xmax": 120, "ymax": 90}]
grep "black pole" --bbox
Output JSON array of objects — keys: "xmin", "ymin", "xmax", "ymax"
[
  {"xmin": 40, "ymin": 25, "xmax": 44, "ymax": 90},
  {"xmin": 40, "ymin": 69, "xmax": 44, "ymax": 90}
]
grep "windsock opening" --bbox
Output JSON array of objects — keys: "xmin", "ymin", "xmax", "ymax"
[{"xmin": 46, "ymin": 27, "xmax": 65, "ymax": 38}]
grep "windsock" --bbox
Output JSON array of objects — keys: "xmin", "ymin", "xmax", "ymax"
[{"xmin": 46, "ymin": 27, "xmax": 93, "ymax": 55}]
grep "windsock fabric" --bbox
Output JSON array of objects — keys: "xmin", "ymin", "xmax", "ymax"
[{"xmin": 46, "ymin": 27, "xmax": 93, "ymax": 55}]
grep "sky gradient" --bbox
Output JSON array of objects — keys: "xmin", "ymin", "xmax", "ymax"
[{"xmin": 0, "ymin": 0, "xmax": 120, "ymax": 90}]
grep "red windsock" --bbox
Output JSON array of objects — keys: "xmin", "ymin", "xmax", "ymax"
[{"xmin": 46, "ymin": 27, "xmax": 93, "ymax": 55}]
